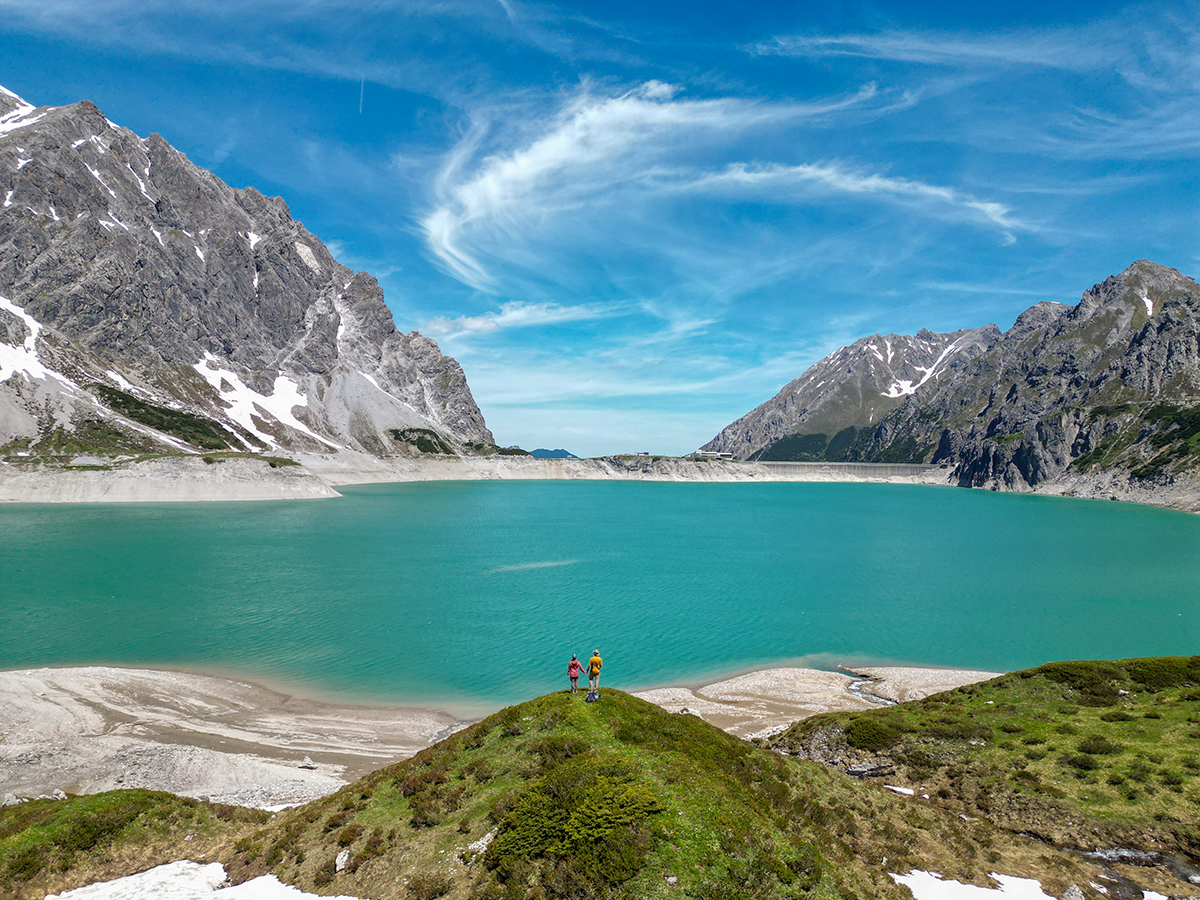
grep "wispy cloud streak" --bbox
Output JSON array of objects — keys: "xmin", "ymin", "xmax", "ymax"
[{"xmin": 420, "ymin": 80, "xmax": 1023, "ymax": 291}]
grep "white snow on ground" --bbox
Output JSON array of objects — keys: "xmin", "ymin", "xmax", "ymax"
[
  {"xmin": 891, "ymin": 871, "xmax": 1055, "ymax": 899},
  {"xmin": 72, "ymin": 138, "xmax": 86, "ymax": 149},
  {"xmin": 90, "ymin": 135, "xmax": 107, "ymax": 153},
  {"xmin": 126, "ymin": 163, "xmax": 154, "ymax": 202},
  {"xmin": 195, "ymin": 246, "xmax": 204, "ymax": 262},
  {"xmin": 192, "ymin": 353, "xmax": 338, "ymax": 449},
  {"xmin": 884, "ymin": 785, "xmax": 914, "ymax": 795},
  {"xmin": 151, "ymin": 228, "xmax": 164, "ymax": 246},
  {"xmin": 46, "ymin": 861, "xmax": 369, "ymax": 900},
  {"xmin": 85, "ymin": 164, "xmax": 117, "ymax": 198},
  {"xmin": 867, "ymin": 342, "xmax": 884, "ymax": 362},
  {"xmin": 0, "ymin": 108, "xmax": 45, "ymax": 138},
  {"xmin": 885, "ymin": 338, "xmax": 894, "ymax": 363},
  {"xmin": 295, "ymin": 242, "xmax": 321, "ymax": 273},
  {"xmin": 0, "ymin": 294, "xmax": 75, "ymax": 386},
  {"xmin": 3, "ymin": 190, "xmax": 12, "ymax": 207},
  {"xmin": 105, "ymin": 370, "xmax": 134, "ymax": 391},
  {"xmin": 49, "ymin": 204, "xmax": 59, "ymax": 221},
  {"xmin": 247, "ymin": 232, "xmax": 261, "ymax": 249},
  {"xmin": 16, "ymin": 157, "xmax": 31, "ymax": 168},
  {"xmin": 1141, "ymin": 293, "xmax": 1154, "ymax": 316},
  {"xmin": 883, "ymin": 337, "xmax": 965, "ymax": 398}
]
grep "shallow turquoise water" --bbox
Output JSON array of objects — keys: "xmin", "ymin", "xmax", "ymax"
[{"xmin": 1, "ymin": 481, "xmax": 1197, "ymax": 713}]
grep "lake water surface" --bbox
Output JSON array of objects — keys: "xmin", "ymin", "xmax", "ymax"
[{"xmin": 2, "ymin": 481, "xmax": 1197, "ymax": 714}]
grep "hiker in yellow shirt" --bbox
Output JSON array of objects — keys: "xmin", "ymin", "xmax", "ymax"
[{"xmin": 587, "ymin": 650, "xmax": 603, "ymax": 692}]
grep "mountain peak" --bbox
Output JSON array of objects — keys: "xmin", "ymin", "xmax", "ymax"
[{"xmin": 0, "ymin": 86, "xmax": 493, "ymax": 459}]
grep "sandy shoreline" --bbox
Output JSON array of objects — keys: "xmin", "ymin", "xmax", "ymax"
[{"xmin": 0, "ymin": 663, "xmax": 1000, "ymax": 808}]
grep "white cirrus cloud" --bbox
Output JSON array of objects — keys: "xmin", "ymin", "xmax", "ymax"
[
  {"xmin": 748, "ymin": 30, "xmax": 1101, "ymax": 70},
  {"xmin": 420, "ymin": 80, "xmax": 883, "ymax": 291},
  {"xmin": 685, "ymin": 161, "xmax": 1023, "ymax": 233},
  {"xmin": 421, "ymin": 299, "xmax": 627, "ymax": 338}
]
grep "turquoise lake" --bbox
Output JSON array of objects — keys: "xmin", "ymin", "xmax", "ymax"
[{"xmin": 2, "ymin": 481, "xmax": 1198, "ymax": 714}]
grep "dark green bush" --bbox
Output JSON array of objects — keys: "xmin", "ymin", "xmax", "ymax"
[
  {"xmin": 846, "ymin": 718, "xmax": 901, "ymax": 751},
  {"xmin": 1038, "ymin": 662, "xmax": 1122, "ymax": 706},
  {"xmin": 1125, "ymin": 658, "xmax": 1192, "ymax": 690},
  {"xmin": 484, "ymin": 753, "xmax": 661, "ymax": 889},
  {"xmin": 1077, "ymin": 735, "xmax": 1122, "ymax": 755},
  {"xmin": 1063, "ymin": 753, "xmax": 1101, "ymax": 771},
  {"xmin": 3, "ymin": 845, "xmax": 47, "ymax": 882},
  {"xmin": 408, "ymin": 872, "xmax": 453, "ymax": 899}
]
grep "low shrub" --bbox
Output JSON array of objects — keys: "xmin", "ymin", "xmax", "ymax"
[
  {"xmin": 1062, "ymin": 753, "xmax": 1101, "ymax": 771},
  {"xmin": 1077, "ymin": 735, "xmax": 1123, "ymax": 755},
  {"xmin": 846, "ymin": 718, "xmax": 901, "ymax": 751},
  {"xmin": 1038, "ymin": 662, "xmax": 1123, "ymax": 707},
  {"xmin": 408, "ymin": 872, "xmax": 453, "ymax": 899},
  {"xmin": 1125, "ymin": 657, "xmax": 1194, "ymax": 690}
]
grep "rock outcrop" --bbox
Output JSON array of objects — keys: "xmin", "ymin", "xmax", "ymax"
[{"xmin": 0, "ymin": 84, "xmax": 492, "ymax": 459}]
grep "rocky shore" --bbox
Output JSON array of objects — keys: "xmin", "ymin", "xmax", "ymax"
[
  {"xmin": 0, "ymin": 664, "xmax": 1000, "ymax": 808},
  {"xmin": 0, "ymin": 451, "xmax": 950, "ymax": 503}
]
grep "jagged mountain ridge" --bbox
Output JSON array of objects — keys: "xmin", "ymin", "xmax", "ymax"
[
  {"xmin": 0, "ymin": 85, "xmax": 492, "ymax": 457},
  {"xmin": 863, "ymin": 260, "xmax": 1200, "ymax": 489},
  {"xmin": 700, "ymin": 326, "xmax": 1000, "ymax": 461},
  {"xmin": 709, "ymin": 260, "xmax": 1200, "ymax": 493}
]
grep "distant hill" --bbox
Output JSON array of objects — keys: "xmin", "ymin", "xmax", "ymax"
[
  {"xmin": 530, "ymin": 448, "xmax": 578, "ymax": 459},
  {"xmin": 7, "ymin": 665, "xmax": 1199, "ymax": 898}
]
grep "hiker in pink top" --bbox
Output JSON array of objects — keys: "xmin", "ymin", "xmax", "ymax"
[{"xmin": 567, "ymin": 654, "xmax": 583, "ymax": 693}]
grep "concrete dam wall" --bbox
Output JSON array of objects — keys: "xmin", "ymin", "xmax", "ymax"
[{"xmin": 757, "ymin": 461, "xmax": 943, "ymax": 479}]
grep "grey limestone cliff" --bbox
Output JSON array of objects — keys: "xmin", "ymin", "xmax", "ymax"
[
  {"xmin": 864, "ymin": 260, "xmax": 1200, "ymax": 490},
  {"xmin": 708, "ymin": 260, "xmax": 1200, "ymax": 500},
  {"xmin": 0, "ymin": 85, "xmax": 492, "ymax": 459}
]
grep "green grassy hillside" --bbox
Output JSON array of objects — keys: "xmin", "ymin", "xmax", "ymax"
[
  {"xmin": 764, "ymin": 657, "xmax": 1200, "ymax": 856},
  {"xmin": 216, "ymin": 690, "xmax": 1105, "ymax": 900}
]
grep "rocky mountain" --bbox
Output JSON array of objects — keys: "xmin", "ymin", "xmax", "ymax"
[
  {"xmin": 701, "ymin": 326, "xmax": 999, "ymax": 461},
  {"xmin": 864, "ymin": 260, "xmax": 1200, "ymax": 489},
  {"xmin": 707, "ymin": 260, "xmax": 1200, "ymax": 494},
  {"xmin": 0, "ymin": 85, "xmax": 492, "ymax": 459}
]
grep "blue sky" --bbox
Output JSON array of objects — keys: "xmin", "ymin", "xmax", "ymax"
[{"xmin": 1, "ymin": 1, "xmax": 1198, "ymax": 456}]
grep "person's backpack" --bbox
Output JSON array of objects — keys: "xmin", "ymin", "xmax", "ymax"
[{"xmin": 585, "ymin": 690, "xmax": 598, "ymax": 703}]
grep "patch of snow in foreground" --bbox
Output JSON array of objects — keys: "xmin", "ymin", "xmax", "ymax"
[
  {"xmin": 46, "ymin": 860, "xmax": 368, "ymax": 900},
  {"xmin": 891, "ymin": 871, "xmax": 1054, "ymax": 899},
  {"xmin": 1140, "ymin": 293, "xmax": 1154, "ymax": 317},
  {"xmin": 884, "ymin": 785, "xmax": 914, "ymax": 795}
]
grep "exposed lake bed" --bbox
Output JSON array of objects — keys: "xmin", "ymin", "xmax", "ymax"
[{"xmin": 0, "ymin": 663, "xmax": 999, "ymax": 807}]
